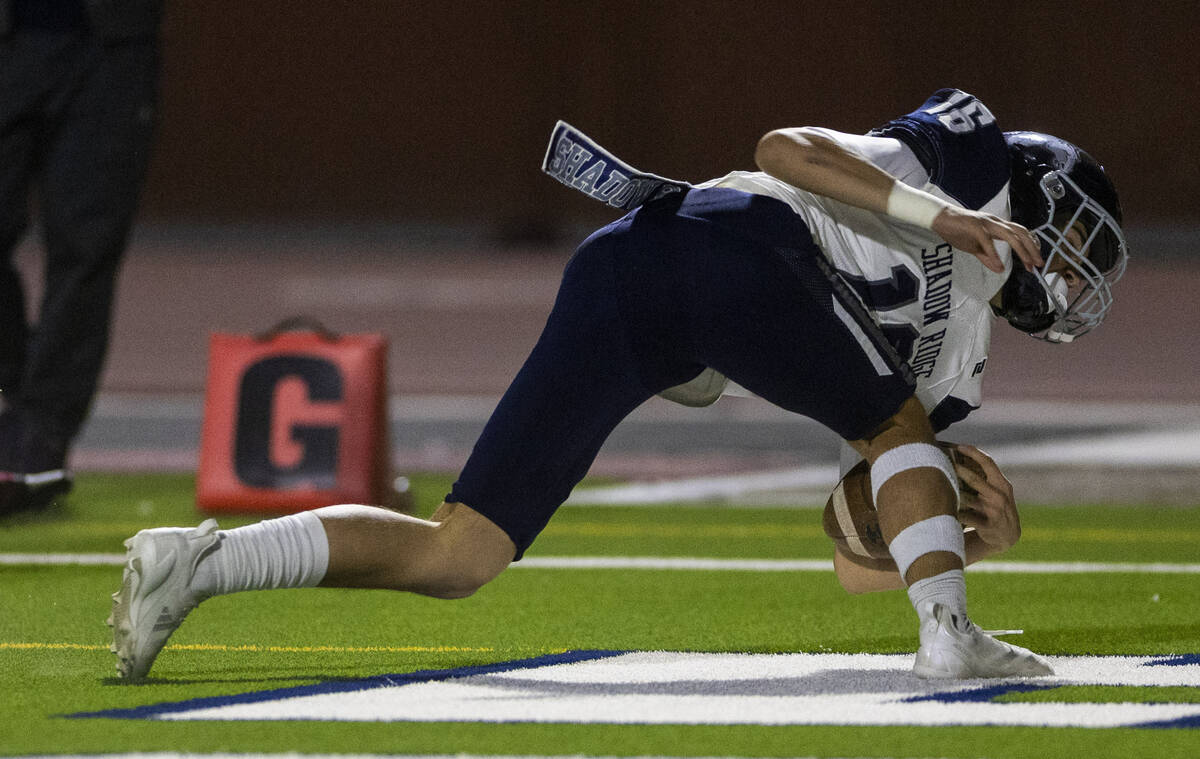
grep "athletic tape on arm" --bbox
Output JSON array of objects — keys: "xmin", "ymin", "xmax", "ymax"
[{"xmin": 886, "ymin": 181, "xmax": 949, "ymax": 229}]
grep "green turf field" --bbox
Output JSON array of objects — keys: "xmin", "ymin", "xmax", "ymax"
[{"xmin": 1, "ymin": 472, "xmax": 1198, "ymax": 758}]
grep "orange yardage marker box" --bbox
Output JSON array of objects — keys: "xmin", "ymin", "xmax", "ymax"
[{"xmin": 197, "ymin": 321, "xmax": 390, "ymax": 514}]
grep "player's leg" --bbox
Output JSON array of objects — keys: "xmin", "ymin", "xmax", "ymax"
[
  {"xmin": 846, "ymin": 398, "xmax": 970, "ymax": 646},
  {"xmin": 316, "ymin": 500, "xmax": 514, "ymax": 597},
  {"xmin": 849, "ymin": 400, "xmax": 1052, "ymax": 678},
  {"xmin": 110, "ymin": 501, "xmax": 515, "ymax": 680},
  {"xmin": 111, "ymin": 215, "xmax": 681, "ymax": 679},
  {"xmin": 443, "ymin": 217, "xmax": 697, "ymax": 559},
  {"xmin": 188, "ymin": 500, "xmax": 515, "ymax": 599},
  {"xmin": 847, "ymin": 396, "xmax": 963, "ymax": 587}
]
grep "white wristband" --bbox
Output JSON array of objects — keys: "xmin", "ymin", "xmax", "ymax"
[{"xmin": 885, "ymin": 182, "xmax": 949, "ymax": 230}]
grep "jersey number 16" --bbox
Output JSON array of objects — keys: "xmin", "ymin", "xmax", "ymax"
[{"xmin": 924, "ymin": 93, "xmax": 996, "ymax": 135}]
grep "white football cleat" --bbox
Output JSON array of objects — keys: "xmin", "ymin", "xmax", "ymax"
[
  {"xmin": 913, "ymin": 602, "xmax": 1054, "ymax": 679},
  {"xmin": 108, "ymin": 519, "xmax": 221, "ymax": 681}
]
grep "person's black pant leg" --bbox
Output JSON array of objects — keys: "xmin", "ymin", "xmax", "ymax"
[
  {"xmin": 0, "ymin": 32, "xmax": 46, "ymax": 405},
  {"xmin": 23, "ymin": 36, "xmax": 158, "ymax": 440}
]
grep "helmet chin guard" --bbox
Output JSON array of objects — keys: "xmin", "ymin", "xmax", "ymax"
[{"xmin": 1022, "ymin": 170, "xmax": 1128, "ymax": 342}]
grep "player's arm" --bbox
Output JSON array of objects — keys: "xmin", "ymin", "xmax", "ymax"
[
  {"xmin": 834, "ymin": 444, "xmax": 1021, "ymax": 594},
  {"xmin": 753, "ymin": 128, "xmax": 1043, "ymax": 272}
]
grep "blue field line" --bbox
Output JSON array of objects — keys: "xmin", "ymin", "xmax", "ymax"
[
  {"xmin": 1145, "ymin": 654, "xmax": 1200, "ymax": 666},
  {"xmin": 903, "ymin": 660, "xmax": 1200, "ymax": 731},
  {"xmin": 1134, "ymin": 714, "xmax": 1200, "ymax": 728},
  {"xmin": 903, "ymin": 682, "xmax": 1057, "ymax": 703},
  {"xmin": 65, "ymin": 649, "xmax": 628, "ymax": 721}
]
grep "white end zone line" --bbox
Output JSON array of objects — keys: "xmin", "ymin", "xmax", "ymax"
[
  {"xmin": 5, "ymin": 552, "xmax": 1200, "ymax": 574},
  {"xmin": 91, "ymin": 651, "xmax": 1200, "ymax": 727}
]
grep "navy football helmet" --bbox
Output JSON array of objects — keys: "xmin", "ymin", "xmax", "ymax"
[{"xmin": 996, "ymin": 131, "xmax": 1129, "ymax": 342}]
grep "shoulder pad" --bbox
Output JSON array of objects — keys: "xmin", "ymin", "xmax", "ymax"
[{"xmin": 870, "ymin": 89, "xmax": 1009, "ymax": 210}]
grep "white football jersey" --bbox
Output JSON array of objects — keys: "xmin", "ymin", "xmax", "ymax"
[{"xmin": 664, "ymin": 90, "xmax": 1014, "ymax": 430}]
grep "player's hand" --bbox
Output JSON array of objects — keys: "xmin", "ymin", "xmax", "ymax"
[
  {"xmin": 931, "ymin": 206, "xmax": 1044, "ymax": 274},
  {"xmin": 951, "ymin": 443, "xmax": 1021, "ymax": 554}
]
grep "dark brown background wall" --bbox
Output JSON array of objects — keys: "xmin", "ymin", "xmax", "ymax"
[{"xmin": 142, "ymin": 1, "xmax": 1197, "ymax": 231}]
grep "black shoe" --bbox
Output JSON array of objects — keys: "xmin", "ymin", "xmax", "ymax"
[
  {"xmin": 0, "ymin": 470, "xmax": 73, "ymax": 517},
  {"xmin": 0, "ymin": 407, "xmax": 73, "ymax": 517},
  {"xmin": 0, "ymin": 476, "xmax": 28, "ymax": 516}
]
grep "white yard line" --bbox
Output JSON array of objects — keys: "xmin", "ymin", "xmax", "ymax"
[{"xmin": 5, "ymin": 552, "xmax": 1200, "ymax": 574}]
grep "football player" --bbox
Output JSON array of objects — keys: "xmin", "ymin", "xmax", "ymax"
[{"xmin": 109, "ymin": 89, "xmax": 1127, "ymax": 681}]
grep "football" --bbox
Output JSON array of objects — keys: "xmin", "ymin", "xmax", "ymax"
[{"xmin": 822, "ymin": 442, "xmax": 984, "ymax": 559}]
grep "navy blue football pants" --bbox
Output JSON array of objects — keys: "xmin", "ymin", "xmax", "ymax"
[{"xmin": 449, "ymin": 188, "xmax": 914, "ymax": 557}]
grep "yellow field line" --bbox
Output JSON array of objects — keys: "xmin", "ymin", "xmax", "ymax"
[
  {"xmin": 0, "ymin": 642, "xmax": 494, "ymax": 653},
  {"xmin": 173, "ymin": 644, "xmax": 495, "ymax": 653}
]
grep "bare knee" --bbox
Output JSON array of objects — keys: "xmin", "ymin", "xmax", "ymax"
[
  {"xmin": 407, "ymin": 503, "xmax": 515, "ymax": 599},
  {"xmin": 415, "ymin": 551, "xmax": 506, "ymax": 599},
  {"xmin": 319, "ymin": 501, "xmax": 516, "ymax": 596}
]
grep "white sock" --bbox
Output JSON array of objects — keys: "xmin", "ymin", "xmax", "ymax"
[
  {"xmin": 907, "ymin": 569, "xmax": 967, "ymax": 621},
  {"xmin": 192, "ymin": 511, "xmax": 329, "ymax": 598}
]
